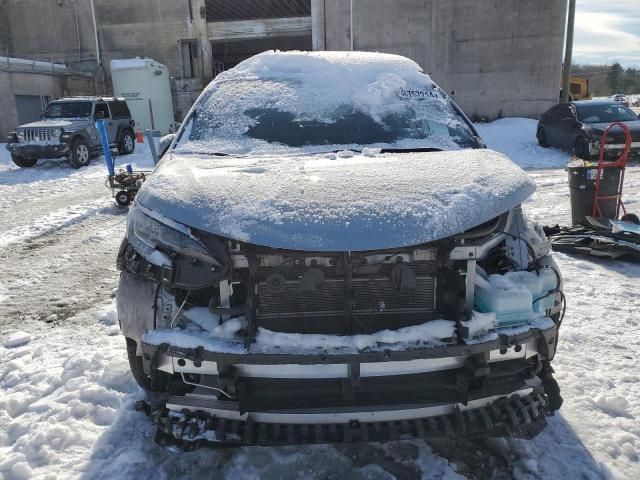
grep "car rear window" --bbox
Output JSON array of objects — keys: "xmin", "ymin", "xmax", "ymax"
[{"xmin": 109, "ymin": 101, "xmax": 130, "ymax": 119}]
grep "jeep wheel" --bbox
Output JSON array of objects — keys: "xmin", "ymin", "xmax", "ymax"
[
  {"xmin": 11, "ymin": 154, "xmax": 37, "ymax": 168},
  {"xmin": 69, "ymin": 139, "xmax": 91, "ymax": 168},
  {"xmin": 118, "ymin": 131, "xmax": 135, "ymax": 155},
  {"xmin": 115, "ymin": 190, "xmax": 131, "ymax": 207}
]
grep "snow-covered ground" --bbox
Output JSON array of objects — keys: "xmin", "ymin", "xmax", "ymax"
[{"xmin": 1, "ymin": 122, "xmax": 639, "ymax": 480}]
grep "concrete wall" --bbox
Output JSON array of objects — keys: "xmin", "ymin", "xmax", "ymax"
[
  {"xmin": 0, "ymin": 67, "xmax": 95, "ymax": 138},
  {"xmin": 313, "ymin": 0, "xmax": 568, "ymax": 120}
]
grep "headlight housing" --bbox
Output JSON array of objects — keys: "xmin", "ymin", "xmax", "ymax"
[
  {"xmin": 126, "ymin": 206, "xmax": 229, "ymax": 288},
  {"xmin": 51, "ymin": 128, "xmax": 62, "ymax": 138},
  {"xmin": 17, "ymin": 128, "xmax": 25, "ymax": 141},
  {"xmin": 127, "ymin": 206, "xmax": 215, "ymax": 264}
]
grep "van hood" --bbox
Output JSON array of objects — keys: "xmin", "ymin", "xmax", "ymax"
[{"xmin": 135, "ymin": 149, "xmax": 536, "ymax": 251}]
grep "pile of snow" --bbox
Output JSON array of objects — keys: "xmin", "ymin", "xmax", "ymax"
[
  {"xmin": 254, "ymin": 320, "xmax": 455, "ymax": 352},
  {"xmin": 3, "ymin": 331, "xmax": 31, "ymax": 348},
  {"xmin": 475, "ymin": 118, "xmax": 569, "ymax": 169}
]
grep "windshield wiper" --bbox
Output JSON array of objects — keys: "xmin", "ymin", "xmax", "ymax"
[
  {"xmin": 178, "ymin": 150, "xmax": 232, "ymax": 157},
  {"xmin": 380, "ymin": 147, "xmax": 444, "ymax": 153}
]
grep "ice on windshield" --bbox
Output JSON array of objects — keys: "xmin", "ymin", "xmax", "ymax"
[
  {"xmin": 175, "ymin": 51, "xmax": 478, "ymax": 155},
  {"xmin": 45, "ymin": 101, "xmax": 92, "ymax": 119}
]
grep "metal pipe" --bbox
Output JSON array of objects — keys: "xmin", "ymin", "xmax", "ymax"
[
  {"xmin": 90, "ymin": 0, "xmax": 101, "ymax": 67},
  {"xmin": 350, "ymin": 0, "xmax": 354, "ymax": 51},
  {"xmin": 561, "ymin": 0, "xmax": 576, "ymax": 103}
]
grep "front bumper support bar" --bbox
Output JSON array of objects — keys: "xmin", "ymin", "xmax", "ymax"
[{"xmin": 138, "ymin": 390, "xmax": 549, "ymax": 449}]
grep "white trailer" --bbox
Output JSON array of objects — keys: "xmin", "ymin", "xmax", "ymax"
[{"xmin": 110, "ymin": 58, "xmax": 175, "ymax": 135}]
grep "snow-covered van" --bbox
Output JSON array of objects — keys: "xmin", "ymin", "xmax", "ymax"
[{"xmin": 116, "ymin": 51, "xmax": 564, "ymax": 448}]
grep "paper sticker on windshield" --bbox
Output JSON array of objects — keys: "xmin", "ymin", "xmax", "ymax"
[{"xmin": 399, "ymin": 87, "xmax": 441, "ymax": 100}]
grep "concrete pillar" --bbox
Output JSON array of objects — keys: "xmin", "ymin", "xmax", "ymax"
[
  {"xmin": 191, "ymin": 0, "xmax": 213, "ymax": 83},
  {"xmin": 311, "ymin": 0, "xmax": 326, "ymax": 50}
]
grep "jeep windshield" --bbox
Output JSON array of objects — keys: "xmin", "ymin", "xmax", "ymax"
[
  {"xmin": 176, "ymin": 77, "xmax": 481, "ymax": 156},
  {"xmin": 44, "ymin": 101, "xmax": 92, "ymax": 119}
]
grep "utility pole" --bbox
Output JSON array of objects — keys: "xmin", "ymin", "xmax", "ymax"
[
  {"xmin": 561, "ymin": 0, "xmax": 576, "ymax": 103},
  {"xmin": 90, "ymin": 0, "xmax": 101, "ymax": 67}
]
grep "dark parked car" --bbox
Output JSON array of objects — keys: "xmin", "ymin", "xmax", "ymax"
[
  {"xmin": 6, "ymin": 96, "xmax": 136, "ymax": 168},
  {"xmin": 537, "ymin": 100, "xmax": 640, "ymax": 159},
  {"xmin": 612, "ymin": 94, "xmax": 630, "ymax": 107}
]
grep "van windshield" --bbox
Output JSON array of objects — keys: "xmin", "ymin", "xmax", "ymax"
[{"xmin": 176, "ymin": 77, "xmax": 481, "ymax": 156}]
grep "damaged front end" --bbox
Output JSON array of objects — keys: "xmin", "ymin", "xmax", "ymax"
[{"xmin": 117, "ymin": 204, "xmax": 565, "ymax": 448}]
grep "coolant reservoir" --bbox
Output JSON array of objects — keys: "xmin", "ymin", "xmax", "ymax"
[
  {"xmin": 505, "ymin": 269, "xmax": 556, "ymax": 313},
  {"xmin": 474, "ymin": 269, "xmax": 557, "ymax": 326},
  {"xmin": 474, "ymin": 274, "xmax": 533, "ymax": 326}
]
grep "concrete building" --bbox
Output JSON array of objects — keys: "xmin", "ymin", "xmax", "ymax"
[
  {"xmin": 0, "ymin": 57, "xmax": 95, "ymax": 139},
  {"xmin": 0, "ymin": 0, "xmax": 567, "ymax": 136},
  {"xmin": 0, "ymin": 0, "xmax": 312, "ymax": 131},
  {"xmin": 312, "ymin": 0, "xmax": 568, "ymax": 120}
]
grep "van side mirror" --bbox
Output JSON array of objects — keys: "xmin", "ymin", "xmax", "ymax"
[{"xmin": 159, "ymin": 133, "xmax": 177, "ymax": 159}]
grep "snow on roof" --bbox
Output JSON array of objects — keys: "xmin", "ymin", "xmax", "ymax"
[
  {"xmin": 0, "ymin": 56, "xmax": 68, "ymax": 72},
  {"xmin": 177, "ymin": 50, "xmax": 470, "ymax": 156},
  {"xmin": 110, "ymin": 58, "xmax": 165, "ymax": 70},
  {"xmin": 220, "ymin": 50, "xmax": 424, "ymax": 77}
]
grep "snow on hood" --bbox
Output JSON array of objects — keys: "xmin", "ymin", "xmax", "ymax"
[
  {"xmin": 18, "ymin": 119, "xmax": 88, "ymax": 129},
  {"xmin": 135, "ymin": 148, "xmax": 535, "ymax": 251}
]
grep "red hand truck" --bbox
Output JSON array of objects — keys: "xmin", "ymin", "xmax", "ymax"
[{"xmin": 592, "ymin": 121, "xmax": 632, "ymax": 219}]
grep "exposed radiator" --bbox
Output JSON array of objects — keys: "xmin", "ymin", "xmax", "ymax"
[{"xmin": 255, "ymin": 261, "xmax": 438, "ymax": 333}]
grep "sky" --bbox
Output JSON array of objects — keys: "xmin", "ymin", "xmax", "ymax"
[{"xmin": 574, "ymin": 0, "xmax": 640, "ymax": 66}]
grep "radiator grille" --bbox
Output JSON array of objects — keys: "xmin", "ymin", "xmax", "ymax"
[
  {"xmin": 23, "ymin": 128, "xmax": 53, "ymax": 142},
  {"xmin": 257, "ymin": 277, "xmax": 436, "ymax": 319},
  {"xmin": 255, "ymin": 258, "xmax": 438, "ymax": 333}
]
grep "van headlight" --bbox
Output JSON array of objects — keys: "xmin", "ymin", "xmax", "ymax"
[{"xmin": 127, "ymin": 206, "xmax": 219, "ymax": 267}]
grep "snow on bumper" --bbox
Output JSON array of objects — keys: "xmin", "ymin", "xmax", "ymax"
[{"xmin": 138, "ymin": 318, "xmax": 558, "ymax": 445}]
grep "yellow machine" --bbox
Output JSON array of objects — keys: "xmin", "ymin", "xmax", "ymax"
[{"xmin": 568, "ymin": 76, "xmax": 592, "ymax": 101}]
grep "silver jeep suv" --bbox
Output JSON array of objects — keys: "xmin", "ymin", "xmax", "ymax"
[{"xmin": 6, "ymin": 96, "xmax": 136, "ymax": 168}]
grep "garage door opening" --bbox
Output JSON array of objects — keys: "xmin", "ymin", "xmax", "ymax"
[{"xmin": 211, "ymin": 35, "xmax": 311, "ymax": 77}]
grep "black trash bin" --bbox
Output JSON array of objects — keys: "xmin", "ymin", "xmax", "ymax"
[{"xmin": 568, "ymin": 166, "xmax": 622, "ymax": 226}]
